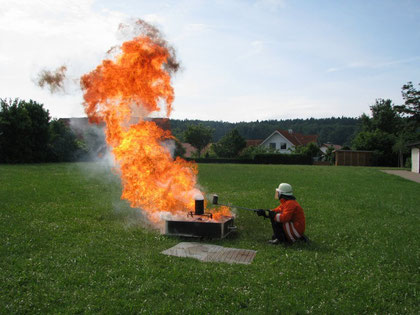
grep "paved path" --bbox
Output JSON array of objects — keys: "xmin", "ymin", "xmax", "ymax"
[
  {"xmin": 162, "ymin": 242, "xmax": 257, "ymax": 264},
  {"xmin": 381, "ymin": 170, "xmax": 420, "ymax": 183}
]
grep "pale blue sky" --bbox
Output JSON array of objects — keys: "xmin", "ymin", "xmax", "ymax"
[{"xmin": 0, "ymin": 0, "xmax": 419, "ymax": 121}]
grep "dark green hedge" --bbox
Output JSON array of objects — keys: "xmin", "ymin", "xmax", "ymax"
[
  {"xmin": 185, "ymin": 154, "xmax": 312, "ymax": 165},
  {"xmin": 254, "ymin": 153, "xmax": 312, "ymax": 165},
  {"xmin": 184, "ymin": 158, "xmax": 255, "ymax": 164}
]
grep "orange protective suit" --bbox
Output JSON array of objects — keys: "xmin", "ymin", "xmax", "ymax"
[{"xmin": 272, "ymin": 198, "xmax": 305, "ymax": 242}]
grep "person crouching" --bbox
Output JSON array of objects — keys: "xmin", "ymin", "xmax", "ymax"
[{"xmin": 257, "ymin": 183, "xmax": 308, "ymax": 244}]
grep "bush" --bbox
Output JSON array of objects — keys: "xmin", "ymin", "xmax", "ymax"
[
  {"xmin": 185, "ymin": 153, "xmax": 313, "ymax": 165},
  {"xmin": 369, "ymin": 150, "xmax": 398, "ymax": 167},
  {"xmin": 0, "ymin": 98, "xmax": 51, "ymax": 163},
  {"xmin": 0, "ymin": 99, "xmax": 88, "ymax": 163},
  {"xmin": 185, "ymin": 157, "xmax": 255, "ymax": 164},
  {"xmin": 405, "ymin": 157, "xmax": 411, "ymax": 169},
  {"xmin": 292, "ymin": 142, "xmax": 321, "ymax": 159},
  {"xmin": 48, "ymin": 119, "xmax": 86, "ymax": 162},
  {"xmin": 352, "ymin": 130, "xmax": 398, "ymax": 166},
  {"xmin": 254, "ymin": 153, "xmax": 312, "ymax": 165},
  {"xmin": 183, "ymin": 124, "xmax": 213, "ymax": 158},
  {"xmin": 213, "ymin": 129, "xmax": 246, "ymax": 158},
  {"xmin": 173, "ymin": 139, "xmax": 186, "ymax": 158},
  {"xmin": 239, "ymin": 145, "xmax": 275, "ymax": 159}
]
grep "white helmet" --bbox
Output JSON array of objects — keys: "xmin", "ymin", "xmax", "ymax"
[{"xmin": 276, "ymin": 183, "xmax": 293, "ymax": 196}]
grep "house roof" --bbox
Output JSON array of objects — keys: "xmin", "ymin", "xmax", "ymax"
[
  {"xmin": 181, "ymin": 143, "xmax": 196, "ymax": 157},
  {"xmin": 321, "ymin": 143, "xmax": 342, "ymax": 150},
  {"xmin": 407, "ymin": 141, "xmax": 420, "ymax": 148},
  {"xmin": 60, "ymin": 117, "xmax": 104, "ymax": 128},
  {"xmin": 181, "ymin": 142, "xmax": 213, "ymax": 157},
  {"xmin": 129, "ymin": 117, "xmax": 171, "ymax": 131},
  {"xmin": 245, "ymin": 139, "xmax": 263, "ymax": 147},
  {"xmin": 275, "ymin": 130, "xmax": 318, "ymax": 146},
  {"xmin": 149, "ymin": 118, "xmax": 171, "ymax": 131}
]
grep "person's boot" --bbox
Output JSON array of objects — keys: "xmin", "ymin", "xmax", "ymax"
[
  {"xmin": 268, "ymin": 238, "xmax": 280, "ymax": 244},
  {"xmin": 300, "ymin": 234, "xmax": 310, "ymax": 243}
]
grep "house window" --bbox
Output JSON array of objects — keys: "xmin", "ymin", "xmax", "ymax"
[
  {"xmin": 269, "ymin": 143, "xmax": 276, "ymax": 149},
  {"xmin": 280, "ymin": 142, "xmax": 287, "ymax": 150}
]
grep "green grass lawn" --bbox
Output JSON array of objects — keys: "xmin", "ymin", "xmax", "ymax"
[{"xmin": 1, "ymin": 163, "xmax": 419, "ymax": 313}]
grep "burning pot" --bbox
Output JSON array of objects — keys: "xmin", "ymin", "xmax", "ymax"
[{"xmin": 194, "ymin": 194, "xmax": 204, "ymax": 215}]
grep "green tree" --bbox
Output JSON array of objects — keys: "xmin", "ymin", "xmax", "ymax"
[
  {"xmin": 352, "ymin": 98, "xmax": 407, "ymax": 166},
  {"xmin": 0, "ymin": 98, "xmax": 51, "ymax": 163},
  {"xmin": 364, "ymin": 99, "xmax": 402, "ymax": 133},
  {"xmin": 183, "ymin": 124, "xmax": 214, "ymax": 158},
  {"xmin": 173, "ymin": 138, "xmax": 186, "ymax": 158},
  {"xmin": 352, "ymin": 130, "xmax": 397, "ymax": 166},
  {"xmin": 323, "ymin": 145, "xmax": 336, "ymax": 164},
  {"xmin": 213, "ymin": 129, "xmax": 246, "ymax": 158},
  {"xmin": 352, "ymin": 130, "xmax": 395, "ymax": 151},
  {"xmin": 239, "ymin": 145, "xmax": 274, "ymax": 159},
  {"xmin": 392, "ymin": 134, "xmax": 410, "ymax": 168},
  {"xmin": 169, "ymin": 117, "xmax": 360, "ymax": 146},
  {"xmin": 292, "ymin": 142, "xmax": 321, "ymax": 159},
  {"xmin": 49, "ymin": 119, "xmax": 84, "ymax": 162},
  {"xmin": 394, "ymin": 82, "xmax": 420, "ymax": 126}
]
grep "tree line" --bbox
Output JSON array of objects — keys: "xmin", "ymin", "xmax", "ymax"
[
  {"xmin": 1, "ymin": 81, "xmax": 418, "ymax": 166},
  {"xmin": 0, "ymin": 98, "xmax": 89, "ymax": 163},
  {"xmin": 178, "ymin": 82, "xmax": 420, "ymax": 166},
  {"xmin": 351, "ymin": 82, "xmax": 420, "ymax": 166},
  {"xmin": 171, "ymin": 116, "xmax": 359, "ymax": 146}
]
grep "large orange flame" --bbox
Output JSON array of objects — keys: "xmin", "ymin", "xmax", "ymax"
[{"xmin": 81, "ymin": 35, "xmax": 231, "ymax": 223}]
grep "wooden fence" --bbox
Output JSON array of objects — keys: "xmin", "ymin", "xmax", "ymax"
[{"xmin": 334, "ymin": 150, "xmax": 373, "ymax": 166}]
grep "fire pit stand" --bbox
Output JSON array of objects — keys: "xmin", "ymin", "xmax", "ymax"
[
  {"xmin": 163, "ymin": 197, "xmax": 236, "ymax": 239},
  {"xmin": 164, "ymin": 216, "xmax": 235, "ymax": 239}
]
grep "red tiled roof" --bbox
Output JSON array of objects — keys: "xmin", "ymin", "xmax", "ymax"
[
  {"xmin": 202, "ymin": 143, "xmax": 212, "ymax": 153},
  {"xmin": 407, "ymin": 141, "xmax": 420, "ymax": 147},
  {"xmin": 181, "ymin": 142, "xmax": 213, "ymax": 157},
  {"xmin": 246, "ymin": 139, "xmax": 263, "ymax": 147},
  {"xmin": 129, "ymin": 117, "xmax": 171, "ymax": 131},
  {"xmin": 150, "ymin": 118, "xmax": 171, "ymax": 131},
  {"xmin": 181, "ymin": 143, "xmax": 196, "ymax": 158},
  {"xmin": 276, "ymin": 130, "xmax": 318, "ymax": 146}
]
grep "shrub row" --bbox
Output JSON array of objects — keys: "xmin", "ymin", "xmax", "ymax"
[
  {"xmin": 185, "ymin": 153, "xmax": 312, "ymax": 165},
  {"xmin": 185, "ymin": 158, "xmax": 254, "ymax": 164},
  {"xmin": 254, "ymin": 153, "xmax": 312, "ymax": 165}
]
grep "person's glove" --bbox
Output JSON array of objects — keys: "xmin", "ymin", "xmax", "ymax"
[
  {"xmin": 268, "ymin": 211, "xmax": 277, "ymax": 220},
  {"xmin": 256, "ymin": 209, "xmax": 266, "ymax": 217}
]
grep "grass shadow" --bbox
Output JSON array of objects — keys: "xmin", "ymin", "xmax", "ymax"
[{"xmin": 284, "ymin": 238, "xmax": 335, "ymax": 254}]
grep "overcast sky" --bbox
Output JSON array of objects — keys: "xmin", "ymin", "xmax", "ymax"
[{"xmin": 1, "ymin": 0, "xmax": 419, "ymax": 122}]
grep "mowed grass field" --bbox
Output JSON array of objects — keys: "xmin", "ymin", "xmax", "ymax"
[{"xmin": 0, "ymin": 163, "xmax": 419, "ymax": 313}]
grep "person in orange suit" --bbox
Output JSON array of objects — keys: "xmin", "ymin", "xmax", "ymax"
[{"xmin": 257, "ymin": 183, "xmax": 308, "ymax": 244}]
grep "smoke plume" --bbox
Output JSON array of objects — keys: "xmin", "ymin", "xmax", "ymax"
[
  {"xmin": 36, "ymin": 65, "xmax": 68, "ymax": 93},
  {"xmin": 117, "ymin": 19, "xmax": 180, "ymax": 75}
]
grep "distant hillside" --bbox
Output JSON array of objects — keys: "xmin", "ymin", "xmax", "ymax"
[{"xmin": 170, "ymin": 117, "xmax": 360, "ymax": 146}]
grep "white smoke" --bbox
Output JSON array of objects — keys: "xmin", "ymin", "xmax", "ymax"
[{"xmin": 161, "ymin": 139, "xmax": 176, "ymax": 158}]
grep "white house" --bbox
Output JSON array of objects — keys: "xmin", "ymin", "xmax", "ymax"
[
  {"xmin": 258, "ymin": 129, "xmax": 318, "ymax": 154},
  {"xmin": 408, "ymin": 141, "xmax": 420, "ymax": 173}
]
